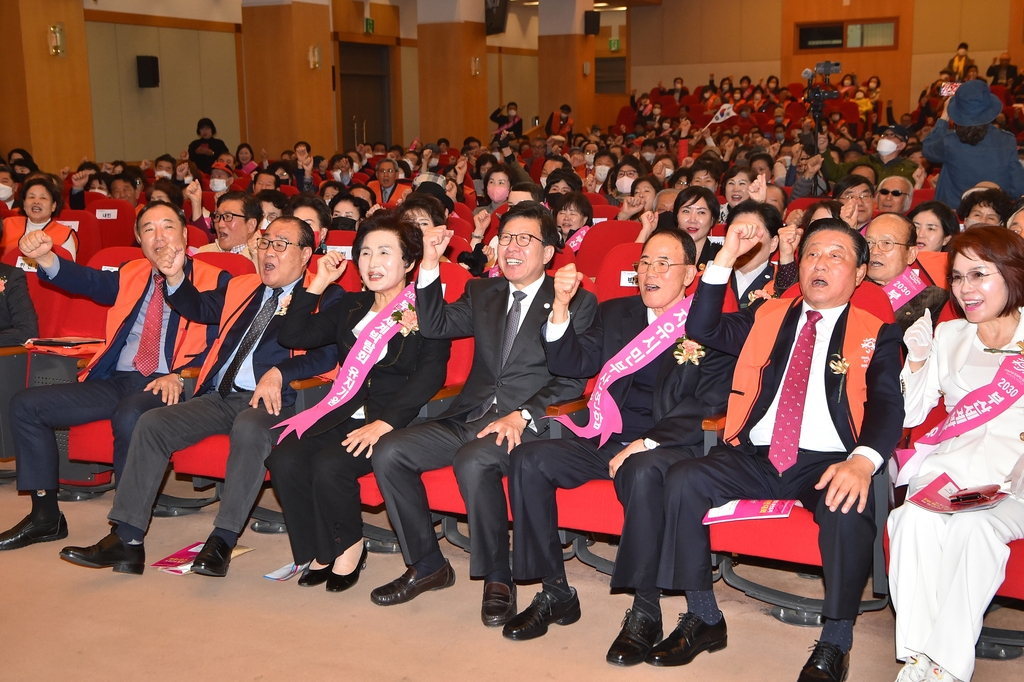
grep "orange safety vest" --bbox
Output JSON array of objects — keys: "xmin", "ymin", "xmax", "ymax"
[
  {"xmin": 1, "ymin": 216, "xmax": 79, "ymax": 261},
  {"xmin": 723, "ymin": 296, "xmax": 885, "ymax": 446},
  {"xmin": 80, "ymin": 258, "xmax": 224, "ymax": 380}
]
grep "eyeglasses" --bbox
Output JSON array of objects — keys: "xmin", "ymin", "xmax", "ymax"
[
  {"xmin": 877, "ymin": 188, "xmax": 907, "ymax": 197},
  {"xmin": 841, "ymin": 192, "xmax": 873, "ymax": 201},
  {"xmin": 557, "ymin": 209, "xmax": 582, "ymax": 219},
  {"xmin": 498, "ymin": 232, "xmax": 545, "ymax": 247},
  {"xmin": 633, "ymin": 260, "xmax": 687, "ymax": 274},
  {"xmin": 377, "ymin": 168, "xmax": 396, "ymax": 174},
  {"xmin": 865, "ymin": 239, "xmax": 912, "ymax": 252},
  {"xmin": 256, "ymin": 237, "xmax": 296, "ymax": 252},
  {"xmin": 618, "ymin": 169, "xmax": 639, "ymax": 178},
  {"xmin": 950, "ymin": 271, "xmax": 997, "ymax": 287},
  {"xmin": 212, "ymin": 212, "xmax": 245, "ymax": 223}
]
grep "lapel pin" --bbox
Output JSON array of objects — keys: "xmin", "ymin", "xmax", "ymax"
[{"xmin": 544, "ymin": 302, "xmax": 551, "ymax": 309}]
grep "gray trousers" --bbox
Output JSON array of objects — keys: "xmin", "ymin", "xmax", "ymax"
[{"xmin": 108, "ymin": 392, "xmax": 293, "ymax": 535}]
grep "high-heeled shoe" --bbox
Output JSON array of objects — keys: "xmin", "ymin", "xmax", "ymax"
[
  {"xmin": 326, "ymin": 544, "xmax": 368, "ymax": 593},
  {"xmin": 298, "ymin": 563, "xmax": 332, "ymax": 587}
]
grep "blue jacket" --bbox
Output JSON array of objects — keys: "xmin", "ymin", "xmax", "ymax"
[{"xmin": 923, "ymin": 122, "xmax": 1024, "ymax": 208}]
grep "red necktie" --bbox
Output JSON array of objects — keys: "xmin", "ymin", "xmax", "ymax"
[
  {"xmin": 133, "ymin": 274, "xmax": 165, "ymax": 376},
  {"xmin": 769, "ymin": 310, "xmax": 822, "ymax": 475}
]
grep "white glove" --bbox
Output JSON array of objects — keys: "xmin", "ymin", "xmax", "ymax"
[
  {"xmin": 1008, "ymin": 453, "xmax": 1024, "ymax": 498},
  {"xmin": 903, "ymin": 308, "xmax": 933, "ymax": 363}
]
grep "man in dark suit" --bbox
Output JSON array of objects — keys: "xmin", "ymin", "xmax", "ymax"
[
  {"xmin": 0, "ymin": 261, "xmax": 38, "ymax": 345},
  {"xmin": 987, "ymin": 53, "xmax": 1018, "ymax": 86},
  {"xmin": 651, "ymin": 218, "xmax": 904, "ymax": 681},
  {"xmin": 59, "ymin": 217, "xmax": 342, "ymax": 577},
  {"xmin": 725, "ymin": 200, "xmax": 782, "ymax": 308},
  {"xmin": 370, "ymin": 201, "xmax": 598, "ymax": 626},
  {"xmin": 501, "ymin": 229, "xmax": 736, "ymax": 666},
  {"xmin": 0, "ymin": 202, "xmax": 228, "ymax": 552}
]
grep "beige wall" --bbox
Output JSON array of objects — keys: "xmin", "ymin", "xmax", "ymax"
[
  {"xmin": 86, "ymin": 21, "xmax": 239, "ymax": 162},
  {"xmin": 486, "ymin": 3, "xmax": 538, "ymax": 50},
  {"xmin": 400, "ymin": 44, "xmax": 420, "ymax": 144}
]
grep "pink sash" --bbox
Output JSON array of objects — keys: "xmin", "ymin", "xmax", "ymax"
[
  {"xmin": 896, "ymin": 353, "xmax": 1024, "ymax": 486},
  {"xmin": 564, "ymin": 225, "xmax": 592, "ymax": 253},
  {"xmin": 273, "ymin": 284, "xmax": 417, "ymax": 442},
  {"xmin": 491, "ymin": 116, "xmax": 522, "ymax": 137},
  {"xmin": 883, "ymin": 268, "xmax": 927, "ymax": 312},
  {"xmin": 550, "ymin": 296, "xmax": 693, "ymax": 446},
  {"xmin": 488, "ymin": 264, "xmax": 500, "ymax": 278}
]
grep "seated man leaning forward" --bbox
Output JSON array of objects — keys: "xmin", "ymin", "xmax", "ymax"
[
  {"xmin": 652, "ymin": 218, "xmax": 904, "ymax": 681},
  {"xmin": 0, "ymin": 202, "xmax": 228, "ymax": 551},
  {"xmin": 59, "ymin": 216, "xmax": 342, "ymax": 576},
  {"xmin": 502, "ymin": 228, "xmax": 737, "ymax": 665},
  {"xmin": 369, "ymin": 201, "xmax": 598, "ymax": 625}
]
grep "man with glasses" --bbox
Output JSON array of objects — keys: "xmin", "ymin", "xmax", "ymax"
[
  {"xmin": 875, "ymin": 176, "xmax": 914, "ymax": 215},
  {"xmin": 197, "ymin": 191, "xmax": 261, "ymax": 263},
  {"xmin": 820, "ymin": 124, "xmax": 917, "ymax": 184},
  {"xmin": 863, "ymin": 213, "xmax": 948, "ymax": 332},
  {"xmin": 832, "ymin": 175, "xmax": 876, "ymax": 232},
  {"xmin": 370, "ymin": 158, "xmax": 401, "ymax": 204},
  {"xmin": 59, "ymin": 217, "xmax": 343, "ymax": 577},
  {"xmin": 370, "ymin": 201, "xmax": 597, "ymax": 627},
  {"xmin": 501, "ymin": 228, "xmax": 735, "ymax": 663}
]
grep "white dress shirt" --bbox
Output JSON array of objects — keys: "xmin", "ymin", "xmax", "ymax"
[
  {"xmin": 733, "ymin": 260, "xmax": 772, "ymax": 298},
  {"xmin": 417, "ymin": 265, "xmax": 546, "ymax": 336}
]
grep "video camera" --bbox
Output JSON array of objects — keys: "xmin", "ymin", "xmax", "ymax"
[{"xmin": 803, "ymin": 60, "xmax": 842, "ymax": 135}]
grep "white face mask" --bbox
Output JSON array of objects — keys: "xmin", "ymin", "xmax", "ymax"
[
  {"xmin": 663, "ymin": 167, "xmax": 674, "ymax": 180},
  {"xmin": 876, "ymin": 138, "xmax": 899, "ymax": 156},
  {"xmin": 260, "ymin": 218, "xmax": 271, "ymax": 230},
  {"xmin": 493, "ymin": 151, "xmax": 502, "ymax": 161},
  {"xmin": 594, "ymin": 166, "xmax": 610, "ymax": 183},
  {"xmin": 539, "ymin": 176, "xmax": 548, "ymax": 189},
  {"xmin": 397, "ymin": 172, "xmax": 406, "ymax": 179},
  {"xmin": 642, "ymin": 152, "xmax": 656, "ymax": 164},
  {"xmin": 508, "ymin": 109, "xmax": 517, "ymax": 118},
  {"xmin": 0, "ymin": 185, "xmax": 12, "ymax": 202},
  {"xmin": 331, "ymin": 170, "xmax": 342, "ymax": 182},
  {"xmin": 615, "ymin": 176, "xmax": 634, "ymax": 194},
  {"xmin": 90, "ymin": 187, "xmax": 108, "ymax": 196},
  {"xmin": 428, "ymin": 158, "xmax": 439, "ymax": 168},
  {"xmin": 584, "ymin": 153, "xmax": 595, "ymax": 166},
  {"xmin": 779, "ymin": 155, "xmax": 792, "ymax": 167},
  {"xmin": 209, "ymin": 177, "xmax": 229, "ymax": 192},
  {"xmin": 183, "ymin": 175, "xmax": 193, "ymax": 184},
  {"xmin": 154, "ymin": 170, "xmax": 172, "ymax": 179}
]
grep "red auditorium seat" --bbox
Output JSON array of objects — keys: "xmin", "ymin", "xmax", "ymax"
[
  {"xmin": 84, "ymin": 199, "xmax": 137, "ymax": 250},
  {"xmin": 574, "ymin": 220, "xmax": 642, "ymax": 275},
  {"xmin": 591, "ymin": 204, "xmax": 620, "ymax": 222},
  {"xmin": 55, "ymin": 210, "xmax": 104, "ymax": 263},
  {"xmin": 192, "ymin": 251, "xmax": 255, "ymax": 276},
  {"xmin": 593, "ymin": 242, "xmax": 642, "ymax": 302}
]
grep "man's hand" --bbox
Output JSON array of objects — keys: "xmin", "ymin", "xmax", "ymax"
[
  {"xmin": 784, "ymin": 209, "xmax": 805, "ymax": 230},
  {"xmin": 608, "ymin": 440, "xmax": 648, "ymax": 478},
  {"xmin": 551, "ymin": 263, "xmax": 583, "ymax": 323},
  {"xmin": 912, "ymin": 165, "xmax": 927, "ymax": 189},
  {"xmin": 637, "ymin": 210, "xmax": 657, "ymax": 242},
  {"xmin": 777, "ymin": 225, "xmax": 803, "ymax": 264},
  {"xmin": 19, "ymin": 231, "xmax": 55, "ymax": 269},
  {"xmin": 817, "ymin": 132, "xmax": 828, "ymax": 154},
  {"xmin": 140, "ymin": 159, "xmax": 152, "ymax": 171},
  {"xmin": 71, "ymin": 170, "xmax": 92, "ymax": 191},
  {"xmin": 476, "ymin": 412, "xmax": 528, "ymax": 454},
  {"xmin": 472, "ymin": 209, "xmax": 490, "ymax": 240},
  {"xmin": 839, "ymin": 199, "xmax": 858, "ymax": 230},
  {"xmin": 420, "ymin": 148, "xmax": 433, "ymax": 171},
  {"xmin": 176, "ymin": 161, "xmax": 190, "ymax": 181},
  {"xmin": 618, "ymin": 194, "xmax": 645, "ymax": 219},
  {"xmin": 421, "ymin": 226, "xmax": 452, "ymax": 270},
  {"xmin": 250, "ymin": 368, "xmax": 284, "ymax": 415},
  {"xmin": 155, "ymin": 244, "xmax": 186, "ymax": 286},
  {"xmin": 144, "ymin": 374, "xmax": 183, "ymax": 406},
  {"xmin": 802, "ymin": 155, "xmax": 823, "ymax": 179},
  {"xmin": 183, "ymin": 179, "xmax": 202, "ymax": 206},
  {"xmin": 342, "ymin": 419, "xmax": 394, "ymax": 458},
  {"xmin": 749, "ymin": 173, "xmax": 768, "ymax": 203},
  {"xmin": 310, "ymin": 249, "xmax": 347, "ymax": 293},
  {"xmin": 715, "ymin": 220, "xmax": 765, "ymax": 268},
  {"xmin": 678, "ymin": 119, "xmax": 692, "ymax": 138},
  {"xmin": 814, "ymin": 455, "xmax": 875, "ymax": 514}
]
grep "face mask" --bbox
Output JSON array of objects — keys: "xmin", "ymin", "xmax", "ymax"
[
  {"xmin": 493, "ymin": 152, "xmax": 502, "ymax": 161},
  {"xmin": 507, "ymin": 109, "xmax": 517, "ymax": 118},
  {"xmin": 397, "ymin": 172, "xmax": 406, "ymax": 179},
  {"xmin": 641, "ymin": 152, "xmax": 656, "ymax": 164},
  {"xmin": 331, "ymin": 170, "xmax": 343, "ymax": 182},
  {"xmin": 489, "ymin": 186, "xmax": 510, "ymax": 204},
  {"xmin": 584, "ymin": 153, "xmax": 595, "ymax": 166},
  {"xmin": 663, "ymin": 167, "xmax": 674, "ymax": 180},
  {"xmin": 675, "ymin": 82, "xmax": 683, "ymax": 89},
  {"xmin": 0, "ymin": 185, "xmax": 12, "ymax": 202},
  {"xmin": 594, "ymin": 166, "xmax": 610, "ymax": 183},
  {"xmin": 154, "ymin": 170, "xmax": 172, "ymax": 179},
  {"xmin": 183, "ymin": 175, "xmax": 193, "ymax": 184},
  {"xmin": 775, "ymin": 116, "xmax": 784, "ymax": 124},
  {"xmin": 331, "ymin": 216, "xmax": 357, "ymax": 231},
  {"xmin": 428, "ymin": 158, "xmax": 439, "ymax": 169},
  {"xmin": 90, "ymin": 187, "xmax": 108, "ymax": 196},
  {"xmin": 652, "ymin": 110, "xmax": 662, "ymax": 118},
  {"xmin": 876, "ymin": 138, "xmax": 899, "ymax": 156},
  {"xmin": 539, "ymin": 176, "xmax": 547, "ymax": 189},
  {"xmin": 779, "ymin": 155, "xmax": 792, "ymax": 167},
  {"xmin": 740, "ymin": 111, "xmax": 750, "ymax": 119},
  {"xmin": 662, "ymin": 122, "xmax": 672, "ymax": 130},
  {"xmin": 209, "ymin": 178, "xmax": 229, "ymax": 192},
  {"xmin": 615, "ymin": 176, "xmax": 634, "ymax": 194}
]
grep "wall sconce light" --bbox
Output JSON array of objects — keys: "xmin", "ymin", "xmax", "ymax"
[
  {"xmin": 582, "ymin": 61, "xmax": 591, "ymax": 76},
  {"xmin": 308, "ymin": 44, "xmax": 321, "ymax": 69},
  {"xmin": 470, "ymin": 56, "xmax": 481, "ymax": 76},
  {"xmin": 48, "ymin": 23, "xmax": 66, "ymax": 57}
]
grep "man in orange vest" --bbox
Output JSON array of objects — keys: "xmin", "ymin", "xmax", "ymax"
[
  {"xmin": 59, "ymin": 217, "xmax": 342, "ymax": 577},
  {"xmin": 651, "ymin": 218, "xmax": 904, "ymax": 681},
  {"xmin": 0, "ymin": 202, "xmax": 229, "ymax": 552}
]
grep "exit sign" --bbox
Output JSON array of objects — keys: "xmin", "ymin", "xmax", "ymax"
[
  {"xmin": 365, "ymin": 17, "xmax": 375, "ymax": 34},
  {"xmin": 609, "ymin": 38, "xmax": 620, "ymax": 52}
]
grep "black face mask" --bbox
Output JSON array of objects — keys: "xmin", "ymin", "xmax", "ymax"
[{"xmin": 331, "ymin": 216, "xmax": 357, "ymax": 231}]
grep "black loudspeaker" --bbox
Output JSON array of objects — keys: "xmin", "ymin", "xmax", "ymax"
[
  {"xmin": 583, "ymin": 10, "xmax": 600, "ymax": 36},
  {"xmin": 137, "ymin": 56, "xmax": 160, "ymax": 88}
]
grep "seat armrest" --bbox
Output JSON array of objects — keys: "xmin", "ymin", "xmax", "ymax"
[
  {"xmin": 0, "ymin": 346, "xmax": 28, "ymax": 357},
  {"xmin": 179, "ymin": 368, "xmax": 201, "ymax": 379},
  {"xmin": 432, "ymin": 384, "xmax": 463, "ymax": 401},
  {"xmin": 546, "ymin": 395, "xmax": 589, "ymax": 417},
  {"xmin": 702, "ymin": 414, "xmax": 726, "ymax": 432},
  {"xmin": 290, "ymin": 377, "xmax": 329, "ymax": 391}
]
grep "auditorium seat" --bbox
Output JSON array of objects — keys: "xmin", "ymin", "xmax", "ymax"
[
  {"xmin": 574, "ymin": 220, "xmax": 642, "ymax": 275},
  {"xmin": 192, "ymin": 251, "xmax": 256, "ymax": 276},
  {"xmin": 84, "ymin": 199, "xmax": 137, "ymax": 250},
  {"xmin": 593, "ymin": 242, "xmax": 642, "ymax": 302},
  {"xmin": 55, "ymin": 210, "xmax": 104, "ymax": 263}
]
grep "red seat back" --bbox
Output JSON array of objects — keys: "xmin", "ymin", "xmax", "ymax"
[
  {"xmin": 784, "ymin": 196, "xmax": 819, "ymax": 221},
  {"xmin": 192, "ymin": 251, "xmax": 255, "ymax": 276},
  {"xmin": 592, "ymin": 205, "xmax": 620, "ymax": 221},
  {"xmin": 85, "ymin": 199, "xmax": 138, "ymax": 251},
  {"xmin": 452, "ymin": 202, "xmax": 473, "ymax": 223},
  {"xmin": 584, "ymin": 192, "xmax": 608, "ymax": 206},
  {"xmin": 187, "ymin": 225, "xmax": 210, "ymax": 249},
  {"xmin": 782, "ymin": 280, "xmax": 895, "ymax": 324},
  {"xmin": 574, "ymin": 220, "xmax": 641, "ymax": 275},
  {"xmin": 55, "ymin": 210, "xmax": 104, "ymax": 263},
  {"xmin": 593, "ymin": 242, "xmax": 642, "ymax": 302},
  {"xmin": 279, "ymin": 185, "xmax": 299, "ymax": 197}
]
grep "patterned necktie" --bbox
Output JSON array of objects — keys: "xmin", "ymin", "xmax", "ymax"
[
  {"xmin": 217, "ymin": 287, "xmax": 282, "ymax": 398},
  {"xmin": 133, "ymin": 274, "xmax": 165, "ymax": 377},
  {"xmin": 768, "ymin": 310, "xmax": 823, "ymax": 475},
  {"xmin": 466, "ymin": 290, "xmax": 528, "ymax": 422}
]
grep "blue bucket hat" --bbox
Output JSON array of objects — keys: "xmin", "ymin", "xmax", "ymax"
[{"xmin": 946, "ymin": 80, "xmax": 1003, "ymax": 127}]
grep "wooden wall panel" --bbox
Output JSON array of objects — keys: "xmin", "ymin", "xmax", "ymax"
[
  {"xmin": 417, "ymin": 22, "xmax": 489, "ymax": 145},
  {"xmin": 538, "ymin": 34, "xmax": 595, "ymax": 136},
  {"xmin": 399, "ymin": 45, "xmax": 420, "ymax": 145},
  {"xmin": 502, "ymin": 54, "xmax": 540, "ymax": 132},
  {"xmin": 333, "ymin": 0, "xmax": 401, "ymax": 37},
  {"xmin": 289, "ymin": 2, "xmax": 336, "ymax": 157},
  {"xmin": 0, "ymin": 0, "xmax": 31, "ymax": 154},
  {"xmin": 1012, "ymin": 0, "xmax": 1024, "ymax": 68}
]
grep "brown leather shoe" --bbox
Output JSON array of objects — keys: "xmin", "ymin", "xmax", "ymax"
[
  {"xmin": 481, "ymin": 581, "xmax": 517, "ymax": 627},
  {"xmin": 370, "ymin": 561, "xmax": 455, "ymax": 606}
]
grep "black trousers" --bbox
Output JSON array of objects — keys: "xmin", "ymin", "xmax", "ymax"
[
  {"xmin": 371, "ymin": 408, "xmax": 542, "ymax": 577},
  {"xmin": 10, "ymin": 371, "xmax": 165, "ymax": 490},
  {"xmin": 657, "ymin": 444, "xmax": 877, "ymax": 621},
  {"xmin": 509, "ymin": 436, "xmax": 699, "ymax": 591},
  {"xmin": 265, "ymin": 418, "xmax": 371, "ymax": 566}
]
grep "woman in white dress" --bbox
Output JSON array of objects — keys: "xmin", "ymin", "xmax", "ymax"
[{"xmin": 890, "ymin": 226, "xmax": 1024, "ymax": 682}]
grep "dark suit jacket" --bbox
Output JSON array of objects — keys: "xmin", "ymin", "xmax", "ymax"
[
  {"xmin": 687, "ymin": 279, "xmax": 905, "ymax": 459},
  {"xmin": 416, "ymin": 273, "xmax": 598, "ymax": 431},
  {"xmin": 167, "ymin": 276, "xmax": 343, "ymax": 407},
  {"xmin": 987, "ymin": 63, "xmax": 1018, "ymax": 85},
  {"xmin": 730, "ymin": 262, "xmax": 776, "ymax": 309},
  {"xmin": 544, "ymin": 295, "xmax": 736, "ymax": 449},
  {"xmin": 892, "ymin": 285, "xmax": 948, "ymax": 334},
  {"xmin": 278, "ymin": 287, "xmax": 451, "ymax": 435},
  {"xmin": 39, "ymin": 256, "xmax": 230, "ymax": 381},
  {"xmin": 0, "ymin": 263, "xmax": 37, "ymax": 346}
]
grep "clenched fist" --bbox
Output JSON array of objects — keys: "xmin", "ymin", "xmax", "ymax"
[
  {"xmin": 19, "ymin": 231, "xmax": 56, "ymax": 269},
  {"xmin": 551, "ymin": 263, "xmax": 583, "ymax": 323}
]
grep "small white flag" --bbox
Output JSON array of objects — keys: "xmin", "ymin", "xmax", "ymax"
[{"xmin": 711, "ymin": 103, "xmax": 736, "ymax": 124}]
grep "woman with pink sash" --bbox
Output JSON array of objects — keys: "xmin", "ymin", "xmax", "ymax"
[
  {"xmin": 889, "ymin": 227, "xmax": 1024, "ymax": 682},
  {"xmin": 265, "ymin": 211, "xmax": 451, "ymax": 593}
]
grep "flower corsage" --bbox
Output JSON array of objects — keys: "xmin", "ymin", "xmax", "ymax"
[
  {"xmin": 274, "ymin": 294, "xmax": 292, "ymax": 316},
  {"xmin": 392, "ymin": 305, "xmax": 419, "ymax": 337},
  {"xmin": 673, "ymin": 336, "xmax": 706, "ymax": 365}
]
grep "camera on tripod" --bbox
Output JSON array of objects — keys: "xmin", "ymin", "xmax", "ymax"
[{"xmin": 803, "ymin": 60, "xmax": 842, "ymax": 134}]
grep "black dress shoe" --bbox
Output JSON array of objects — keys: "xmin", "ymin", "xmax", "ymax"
[
  {"xmin": 298, "ymin": 563, "xmax": 332, "ymax": 587},
  {"xmin": 59, "ymin": 532, "xmax": 145, "ymax": 574},
  {"xmin": 0, "ymin": 514, "xmax": 68, "ymax": 551},
  {"xmin": 192, "ymin": 536, "xmax": 232, "ymax": 577},
  {"xmin": 645, "ymin": 612, "xmax": 727, "ymax": 666},
  {"xmin": 797, "ymin": 641, "xmax": 849, "ymax": 682},
  {"xmin": 606, "ymin": 609, "xmax": 663, "ymax": 666},
  {"xmin": 481, "ymin": 581, "xmax": 517, "ymax": 627},
  {"xmin": 326, "ymin": 544, "xmax": 367, "ymax": 593},
  {"xmin": 370, "ymin": 561, "xmax": 455, "ymax": 606},
  {"xmin": 502, "ymin": 589, "xmax": 582, "ymax": 641}
]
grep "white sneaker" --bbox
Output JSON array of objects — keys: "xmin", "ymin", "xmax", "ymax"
[
  {"xmin": 924, "ymin": 662, "xmax": 962, "ymax": 682},
  {"xmin": 895, "ymin": 655, "xmax": 932, "ymax": 682}
]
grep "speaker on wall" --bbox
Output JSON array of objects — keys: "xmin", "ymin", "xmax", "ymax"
[
  {"xmin": 583, "ymin": 10, "xmax": 600, "ymax": 36},
  {"xmin": 137, "ymin": 56, "xmax": 160, "ymax": 88}
]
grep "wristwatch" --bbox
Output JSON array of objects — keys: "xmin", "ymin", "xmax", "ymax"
[
  {"xmin": 643, "ymin": 437, "xmax": 660, "ymax": 451},
  {"xmin": 520, "ymin": 408, "xmax": 533, "ymax": 426}
]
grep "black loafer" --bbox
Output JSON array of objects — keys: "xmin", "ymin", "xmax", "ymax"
[
  {"xmin": 326, "ymin": 544, "xmax": 367, "ymax": 593},
  {"xmin": 192, "ymin": 536, "xmax": 232, "ymax": 577},
  {"xmin": 481, "ymin": 581, "xmax": 518, "ymax": 627},
  {"xmin": 0, "ymin": 513, "xmax": 68, "ymax": 551},
  {"xmin": 797, "ymin": 641, "xmax": 849, "ymax": 682},
  {"xmin": 502, "ymin": 589, "xmax": 581, "ymax": 641},
  {"xmin": 298, "ymin": 564, "xmax": 332, "ymax": 587},
  {"xmin": 59, "ymin": 532, "xmax": 145, "ymax": 574},
  {"xmin": 606, "ymin": 609, "xmax": 662, "ymax": 666},
  {"xmin": 370, "ymin": 561, "xmax": 455, "ymax": 606},
  {"xmin": 645, "ymin": 613, "xmax": 727, "ymax": 666}
]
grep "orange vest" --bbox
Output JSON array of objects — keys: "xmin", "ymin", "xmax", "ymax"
[
  {"xmin": 915, "ymin": 252, "xmax": 949, "ymax": 290},
  {"xmin": 1, "ymin": 216, "xmax": 78, "ymax": 261},
  {"xmin": 80, "ymin": 258, "xmax": 224, "ymax": 380},
  {"xmin": 723, "ymin": 297, "xmax": 885, "ymax": 446}
]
